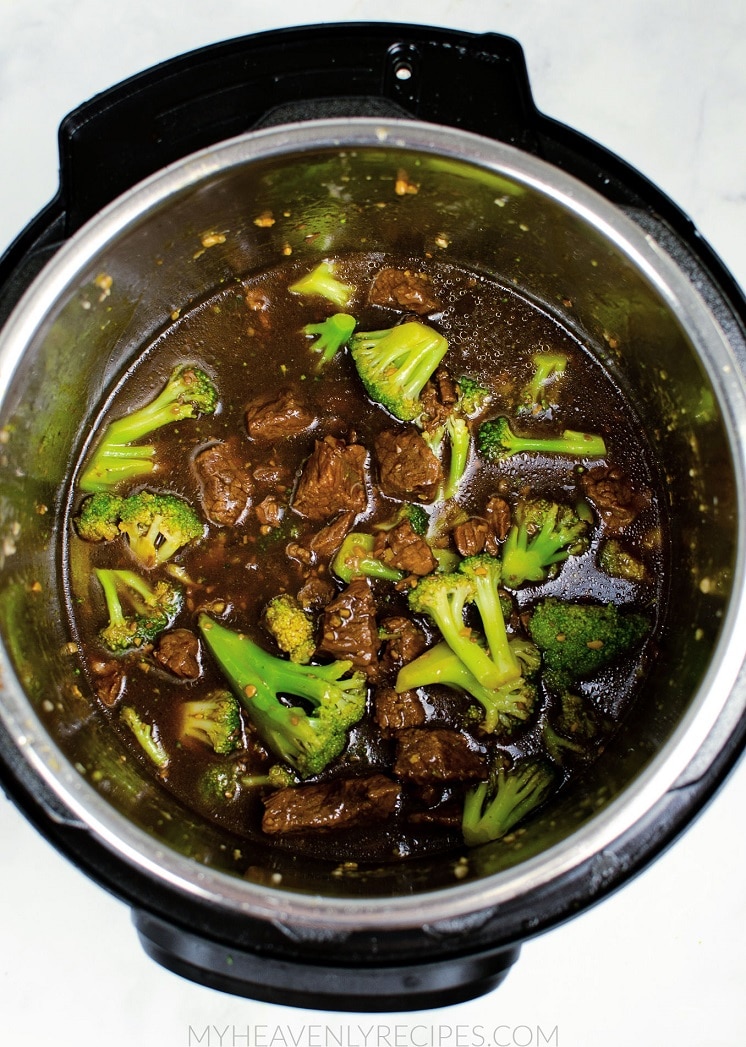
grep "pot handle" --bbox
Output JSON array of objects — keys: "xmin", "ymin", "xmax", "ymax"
[{"xmin": 56, "ymin": 23, "xmax": 540, "ymax": 234}]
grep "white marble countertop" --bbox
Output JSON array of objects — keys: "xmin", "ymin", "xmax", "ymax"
[{"xmin": 1, "ymin": 3, "xmax": 745, "ymax": 1045}]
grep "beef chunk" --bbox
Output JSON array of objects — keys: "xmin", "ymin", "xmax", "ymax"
[
  {"xmin": 419, "ymin": 366, "xmax": 459, "ymax": 430},
  {"xmin": 373, "ymin": 519, "xmax": 437, "ymax": 577},
  {"xmin": 368, "ymin": 267, "xmax": 442, "ymax": 315},
  {"xmin": 296, "ymin": 572, "xmax": 337, "ymax": 611},
  {"xmin": 291, "ymin": 435, "xmax": 368, "ymax": 522},
  {"xmin": 262, "ymin": 774, "xmax": 401, "ymax": 834},
  {"xmin": 378, "ymin": 615, "xmax": 428, "ymax": 670},
  {"xmin": 374, "ymin": 685, "xmax": 426, "ymax": 734},
  {"xmin": 452, "ymin": 496, "xmax": 511, "ymax": 556},
  {"xmin": 153, "ymin": 629, "xmax": 202, "ymax": 679},
  {"xmin": 374, "ymin": 427, "xmax": 443, "ymax": 503},
  {"xmin": 255, "ymin": 494, "xmax": 284, "ymax": 528},
  {"xmin": 452, "ymin": 518, "xmax": 489, "ymax": 557},
  {"xmin": 89, "ymin": 658, "xmax": 125, "ymax": 707},
  {"xmin": 308, "ymin": 510, "xmax": 358, "ymax": 562},
  {"xmin": 193, "ymin": 438, "xmax": 253, "ymax": 526},
  {"xmin": 581, "ymin": 465, "xmax": 649, "ymax": 533},
  {"xmin": 245, "ymin": 388, "xmax": 316, "ymax": 441},
  {"xmin": 316, "ymin": 577, "xmax": 379, "ymax": 668},
  {"xmin": 484, "ymin": 495, "xmax": 512, "ymax": 545},
  {"xmin": 407, "ymin": 802, "xmax": 464, "ymax": 828},
  {"xmin": 393, "ymin": 728, "xmax": 487, "ymax": 784}
]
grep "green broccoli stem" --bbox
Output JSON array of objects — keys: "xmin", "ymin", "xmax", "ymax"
[
  {"xmin": 332, "ymin": 533, "xmax": 404, "ymax": 585},
  {"xmin": 304, "ymin": 313, "xmax": 356, "ymax": 369},
  {"xmin": 521, "ymin": 352, "xmax": 568, "ymax": 410},
  {"xmin": 79, "ymin": 365, "xmax": 217, "ymax": 492},
  {"xmin": 104, "ymin": 367, "xmax": 213, "ymax": 445},
  {"xmin": 198, "ymin": 614, "xmax": 365, "ymax": 777},
  {"xmin": 396, "ymin": 641, "xmax": 528, "ymax": 733},
  {"xmin": 96, "ymin": 567, "xmax": 158, "ymax": 624},
  {"xmin": 199, "ymin": 614, "xmax": 354, "ymax": 706},
  {"xmin": 462, "ymin": 760, "xmax": 555, "ymax": 846},
  {"xmin": 441, "ymin": 415, "xmax": 471, "ymax": 500},
  {"xmin": 121, "ymin": 706, "xmax": 169, "ymax": 769},
  {"xmin": 479, "ymin": 416, "xmax": 606, "ymax": 461},
  {"xmin": 289, "ymin": 261, "xmax": 354, "ymax": 308},
  {"xmin": 459, "ymin": 557, "xmax": 521, "ymax": 685},
  {"xmin": 409, "ymin": 575, "xmax": 508, "ymax": 690}
]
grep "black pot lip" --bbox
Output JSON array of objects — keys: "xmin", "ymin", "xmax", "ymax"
[{"xmin": 2, "ymin": 116, "xmax": 746, "ymax": 933}]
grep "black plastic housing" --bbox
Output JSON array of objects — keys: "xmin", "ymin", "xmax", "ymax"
[{"xmin": 1, "ymin": 22, "xmax": 745, "ymax": 1011}]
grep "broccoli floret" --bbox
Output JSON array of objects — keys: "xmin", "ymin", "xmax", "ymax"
[
  {"xmin": 197, "ymin": 762, "xmax": 243, "ymax": 804},
  {"xmin": 120, "ymin": 706, "xmax": 169, "ymax": 769},
  {"xmin": 303, "ymin": 313, "xmax": 356, "ymax": 370},
  {"xmin": 197, "ymin": 614, "xmax": 367, "ymax": 778},
  {"xmin": 528, "ymin": 596, "xmax": 650, "ymax": 692},
  {"xmin": 79, "ymin": 364, "xmax": 218, "ymax": 492},
  {"xmin": 542, "ymin": 690, "xmax": 608, "ymax": 764},
  {"xmin": 442, "ymin": 376, "xmax": 491, "ymax": 500},
  {"xmin": 519, "ymin": 351, "xmax": 568, "ymax": 414},
  {"xmin": 456, "ymin": 375, "xmax": 492, "ymax": 418},
  {"xmin": 478, "ymin": 416, "xmax": 606, "ymax": 462},
  {"xmin": 458, "ymin": 554, "xmax": 522, "ymax": 686},
  {"xmin": 462, "ymin": 756, "xmax": 556, "ymax": 846},
  {"xmin": 407, "ymin": 572, "xmax": 511, "ymax": 690},
  {"xmin": 374, "ymin": 503, "xmax": 430, "ymax": 537},
  {"xmin": 264, "ymin": 594, "xmax": 316, "ymax": 664},
  {"xmin": 421, "ymin": 375, "xmax": 491, "ymax": 501},
  {"xmin": 501, "ymin": 498, "xmax": 593, "ymax": 589},
  {"xmin": 95, "ymin": 567, "xmax": 183, "ymax": 652},
  {"xmin": 75, "ymin": 492, "xmax": 125, "ymax": 542},
  {"xmin": 179, "ymin": 690, "xmax": 242, "ymax": 754},
  {"xmin": 331, "ymin": 532, "xmax": 405, "ymax": 586},
  {"xmin": 289, "ymin": 261, "xmax": 354, "ymax": 309},
  {"xmin": 349, "ymin": 320, "xmax": 449, "ymax": 422},
  {"xmin": 198, "ymin": 760, "xmax": 296, "ymax": 805},
  {"xmin": 396, "ymin": 640, "xmax": 537, "ymax": 734},
  {"xmin": 117, "ymin": 491, "xmax": 204, "ymax": 568},
  {"xmin": 598, "ymin": 538, "xmax": 648, "ymax": 583}
]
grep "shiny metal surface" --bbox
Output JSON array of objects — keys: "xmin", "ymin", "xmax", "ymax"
[{"xmin": 1, "ymin": 118, "xmax": 745, "ymax": 930}]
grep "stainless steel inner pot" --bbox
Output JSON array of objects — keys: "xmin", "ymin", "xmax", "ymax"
[{"xmin": 1, "ymin": 118, "xmax": 745, "ymax": 1001}]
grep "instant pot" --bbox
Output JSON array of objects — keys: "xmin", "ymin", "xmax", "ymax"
[{"xmin": 1, "ymin": 23, "xmax": 745, "ymax": 1011}]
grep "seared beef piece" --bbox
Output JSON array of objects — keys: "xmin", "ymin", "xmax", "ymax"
[
  {"xmin": 393, "ymin": 728, "xmax": 487, "ymax": 784},
  {"xmin": 308, "ymin": 510, "xmax": 358, "ymax": 562},
  {"xmin": 153, "ymin": 628, "xmax": 202, "ymax": 679},
  {"xmin": 408, "ymin": 802, "xmax": 464, "ymax": 828},
  {"xmin": 368, "ymin": 267, "xmax": 442, "ymax": 315},
  {"xmin": 89, "ymin": 658, "xmax": 125, "ymax": 707},
  {"xmin": 262, "ymin": 774, "xmax": 401, "ymax": 834},
  {"xmin": 317, "ymin": 577, "xmax": 379, "ymax": 669},
  {"xmin": 374, "ymin": 685, "xmax": 426, "ymax": 734},
  {"xmin": 452, "ymin": 497, "xmax": 512, "ymax": 557},
  {"xmin": 252, "ymin": 460, "xmax": 291, "ymax": 488},
  {"xmin": 373, "ymin": 519, "xmax": 437, "ymax": 577},
  {"xmin": 255, "ymin": 494, "xmax": 284, "ymax": 528},
  {"xmin": 291, "ymin": 435, "xmax": 368, "ymax": 522},
  {"xmin": 452, "ymin": 518, "xmax": 489, "ymax": 557},
  {"xmin": 484, "ymin": 495, "xmax": 512, "ymax": 546},
  {"xmin": 419, "ymin": 365, "xmax": 459, "ymax": 430},
  {"xmin": 193, "ymin": 438, "xmax": 253, "ymax": 526},
  {"xmin": 378, "ymin": 615, "xmax": 428, "ymax": 671},
  {"xmin": 374, "ymin": 427, "xmax": 443, "ymax": 503},
  {"xmin": 245, "ymin": 387, "xmax": 316, "ymax": 441},
  {"xmin": 297, "ymin": 572, "xmax": 337, "ymax": 611},
  {"xmin": 581, "ymin": 465, "xmax": 649, "ymax": 533}
]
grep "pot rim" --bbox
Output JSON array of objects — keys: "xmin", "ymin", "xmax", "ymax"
[{"xmin": 2, "ymin": 116, "xmax": 746, "ymax": 930}]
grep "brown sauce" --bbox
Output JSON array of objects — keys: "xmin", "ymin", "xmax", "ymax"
[{"xmin": 63, "ymin": 253, "xmax": 666, "ymax": 865}]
